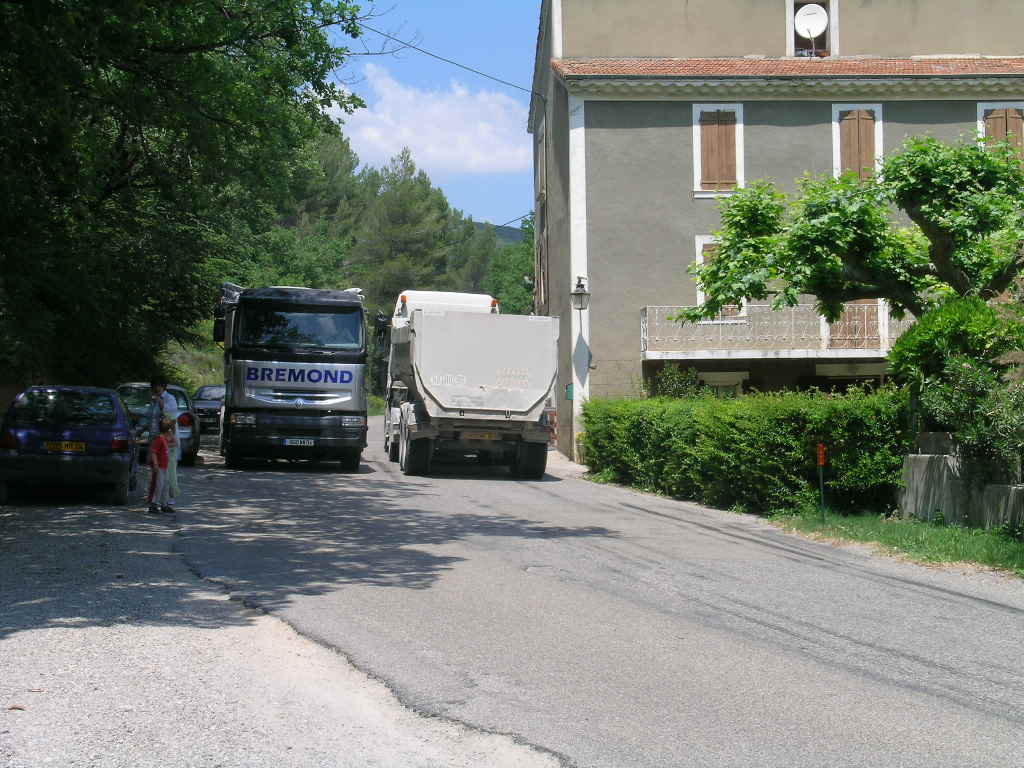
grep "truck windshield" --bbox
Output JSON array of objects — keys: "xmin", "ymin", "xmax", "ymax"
[{"xmin": 237, "ymin": 306, "xmax": 364, "ymax": 351}]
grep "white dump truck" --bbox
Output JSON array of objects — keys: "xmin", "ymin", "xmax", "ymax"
[{"xmin": 382, "ymin": 291, "xmax": 558, "ymax": 478}]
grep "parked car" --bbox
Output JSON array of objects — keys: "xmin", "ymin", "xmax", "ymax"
[
  {"xmin": 115, "ymin": 382, "xmax": 200, "ymax": 465},
  {"xmin": 192, "ymin": 385, "xmax": 225, "ymax": 435},
  {"xmin": 0, "ymin": 386, "xmax": 139, "ymax": 504}
]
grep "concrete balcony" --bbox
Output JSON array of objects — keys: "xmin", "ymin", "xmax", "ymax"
[{"xmin": 641, "ymin": 303, "xmax": 913, "ymax": 361}]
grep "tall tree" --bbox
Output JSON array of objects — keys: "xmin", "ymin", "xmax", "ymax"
[
  {"xmin": 684, "ymin": 138, "xmax": 1024, "ymax": 323},
  {"xmin": 0, "ymin": 0, "xmax": 363, "ymax": 384},
  {"xmin": 484, "ymin": 217, "xmax": 536, "ymax": 315},
  {"xmin": 349, "ymin": 149, "xmax": 453, "ymax": 308}
]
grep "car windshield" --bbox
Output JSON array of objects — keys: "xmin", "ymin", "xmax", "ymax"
[
  {"xmin": 237, "ymin": 305, "xmax": 364, "ymax": 351},
  {"xmin": 195, "ymin": 386, "xmax": 225, "ymax": 400},
  {"xmin": 118, "ymin": 386, "xmax": 189, "ymax": 414},
  {"xmin": 11, "ymin": 390, "xmax": 117, "ymax": 426}
]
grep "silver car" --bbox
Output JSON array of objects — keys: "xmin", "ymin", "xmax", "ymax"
[{"xmin": 116, "ymin": 383, "xmax": 200, "ymax": 465}]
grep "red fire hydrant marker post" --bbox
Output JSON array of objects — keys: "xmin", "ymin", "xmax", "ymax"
[{"xmin": 816, "ymin": 442, "xmax": 827, "ymax": 522}]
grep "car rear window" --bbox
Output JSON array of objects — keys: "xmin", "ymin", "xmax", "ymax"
[
  {"xmin": 11, "ymin": 390, "xmax": 117, "ymax": 426},
  {"xmin": 117, "ymin": 387, "xmax": 151, "ymax": 413},
  {"xmin": 170, "ymin": 390, "xmax": 189, "ymax": 409}
]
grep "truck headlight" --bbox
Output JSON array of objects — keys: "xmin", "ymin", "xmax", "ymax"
[
  {"xmin": 230, "ymin": 413, "xmax": 257, "ymax": 426},
  {"xmin": 340, "ymin": 415, "xmax": 367, "ymax": 427}
]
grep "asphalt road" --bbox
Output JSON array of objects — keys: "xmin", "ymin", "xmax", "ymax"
[
  {"xmin": 0, "ymin": 446, "xmax": 558, "ymax": 768},
  {"xmin": 169, "ymin": 421, "xmax": 1024, "ymax": 768}
]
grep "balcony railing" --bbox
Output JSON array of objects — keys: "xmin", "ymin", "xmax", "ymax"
[{"xmin": 641, "ymin": 303, "xmax": 913, "ymax": 359}]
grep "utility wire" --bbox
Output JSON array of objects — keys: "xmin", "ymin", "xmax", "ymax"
[
  {"xmin": 358, "ymin": 22, "xmax": 539, "ymax": 99},
  {"xmin": 355, "ymin": 25, "xmax": 538, "ymax": 234},
  {"xmin": 497, "ymin": 213, "xmax": 532, "ymax": 228}
]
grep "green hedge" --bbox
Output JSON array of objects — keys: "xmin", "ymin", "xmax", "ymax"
[{"xmin": 582, "ymin": 388, "xmax": 912, "ymax": 514}]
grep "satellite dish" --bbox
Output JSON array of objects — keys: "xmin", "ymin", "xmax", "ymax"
[{"xmin": 794, "ymin": 3, "xmax": 829, "ymax": 40}]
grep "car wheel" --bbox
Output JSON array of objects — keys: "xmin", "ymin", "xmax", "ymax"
[
  {"xmin": 181, "ymin": 449, "xmax": 196, "ymax": 467},
  {"xmin": 106, "ymin": 473, "xmax": 130, "ymax": 505}
]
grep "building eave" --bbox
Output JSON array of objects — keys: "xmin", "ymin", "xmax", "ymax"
[
  {"xmin": 558, "ymin": 74, "xmax": 1024, "ymax": 101},
  {"xmin": 528, "ymin": 0, "xmax": 550, "ymax": 134}
]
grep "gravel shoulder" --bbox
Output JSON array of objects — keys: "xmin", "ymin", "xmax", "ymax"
[{"xmin": 0, "ymin": 474, "xmax": 560, "ymax": 768}]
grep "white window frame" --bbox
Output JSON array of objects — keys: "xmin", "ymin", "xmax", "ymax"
[
  {"xmin": 831, "ymin": 103, "xmax": 884, "ymax": 179},
  {"xmin": 695, "ymin": 235, "xmax": 747, "ymax": 323},
  {"xmin": 692, "ymin": 104, "xmax": 745, "ymax": 199},
  {"xmin": 786, "ymin": 0, "xmax": 840, "ymax": 57},
  {"xmin": 977, "ymin": 102, "xmax": 1024, "ymax": 143}
]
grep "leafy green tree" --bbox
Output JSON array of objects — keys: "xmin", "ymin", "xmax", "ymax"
[
  {"xmin": 483, "ymin": 217, "xmax": 536, "ymax": 314},
  {"xmin": 349, "ymin": 149, "xmax": 454, "ymax": 308},
  {"xmin": 0, "ymin": 0, "xmax": 363, "ymax": 384},
  {"xmin": 684, "ymin": 138, "xmax": 1024, "ymax": 323}
]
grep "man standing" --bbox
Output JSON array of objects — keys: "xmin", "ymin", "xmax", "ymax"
[{"xmin": 148, "ymin": 377, "xmax": 178, "ymax": 436}]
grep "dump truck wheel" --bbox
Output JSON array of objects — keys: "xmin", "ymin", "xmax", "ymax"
[
  {"xmin": 406, "ymin": 438, "xmax": 431, "ymax": 475},
  {"xmin": 400, "ymin": 423, "xmax": 431, "ymax": 476},
  {"xmin": 514, "ymin": 442, "xmax": 547, "ymax": 480},
  {"xmin": 340, "ymin": 449, "xmax": 361, "ymax": 472}
]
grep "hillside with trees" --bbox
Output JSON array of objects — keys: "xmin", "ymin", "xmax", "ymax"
[{"xmin": 0, "ymin": 1, "xmax": 533, "ymax": 392}]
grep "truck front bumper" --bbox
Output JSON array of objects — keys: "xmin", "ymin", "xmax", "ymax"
[
  {"xmin": 230, "ymin": 433, "xmax": 366, "ymax": 459},
  {"xmin": 228, "ymin": 410, "xmax": 368, "ymax": 459}
]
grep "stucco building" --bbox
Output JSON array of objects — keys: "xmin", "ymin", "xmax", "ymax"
[{"xmin": 530, "ymin": 0, "xmax": 1024, "ymax": 458}]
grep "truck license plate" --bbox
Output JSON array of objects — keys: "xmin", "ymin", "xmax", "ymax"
[
  {"xmin": 463, "ymin": 432, "xmax": 498, "ymax": 441},
  {"xmin": 284, "ymin": 439, "xmax": 315, "ymax": 447}
]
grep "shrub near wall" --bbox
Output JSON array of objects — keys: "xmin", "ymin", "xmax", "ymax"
[{"xmin": 583, "ymin": 388, "xmax": 912, "ymax": 515}]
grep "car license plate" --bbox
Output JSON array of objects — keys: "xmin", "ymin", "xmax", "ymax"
[
  {"xmin": 463, "ymin": 432, "xmax": 498, "ymax": 441},
  {"xmin": 284, "ymin": 438, "xmax": 315, "ymax": 447},
  {"xmin": 45, "ymin": 441, "xmax": 86, "ymax": 453}
]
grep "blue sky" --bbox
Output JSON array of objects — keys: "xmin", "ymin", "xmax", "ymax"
[{"xmin": 331, "ymin": 1, "xmax": 540, "ymax": 227}]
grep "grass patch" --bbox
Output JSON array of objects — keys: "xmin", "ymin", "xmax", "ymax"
[
  {"xmin": 773, "ymin": 507, "xmax": 1024, "ymax": 577},
  {"xmin": 368, "ymin": 394, "xmax": 385, "ymax": 417},
  {"xmin": 165, "ymin": 341, "xmax": 223, "ymax": 391}
]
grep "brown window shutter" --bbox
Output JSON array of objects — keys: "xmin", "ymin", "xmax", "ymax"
[
  {"xmin": 700, "ymin": 110, "xmax": 737, "ymax": 191},
  {"xmin": 701, "ymin": 243, "xmax": 740, "ymax": 317},
  {"xmin": 839, "ymin": 109, "xmax": 876, "ymax": 180},
  {"xmin": 985, "ymin": 108, "xmax": 1024, "ymax": 154}
]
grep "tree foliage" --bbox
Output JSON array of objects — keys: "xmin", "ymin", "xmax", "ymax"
[
  {"xmin": 483, "ymin": 217, "xmax": 536, "ymax": 315},
  {"xmin": 889, "ymin": 298, "xmax": 1024, "ymax": 478},
  {"xmin": 685, "ymin": 137, "xmax": 1024, "ymax": 323},
  {"xmin": 889, "ymin": 297, "xmax": 1024, "ymax": 382},
  {"xmin": 0, "ymin": 0, "xmax": 363, "ymax": 384}
]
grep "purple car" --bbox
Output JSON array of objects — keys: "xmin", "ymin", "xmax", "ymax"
[{"xmin": 0, "ymin": 386, "xmax": 139, "ymax": 505}]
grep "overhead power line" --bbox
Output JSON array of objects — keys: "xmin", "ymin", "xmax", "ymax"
[
  {"xmin": 354, "ymin": 25, "xmax": 540, "ymax": 237},
  {"xmin": 497, "ymin": 213, "xmax": 532, "ymax": 228},
  {"xmin": 357, "ymin": 22, "xmax": 538, "ymax": 98}
]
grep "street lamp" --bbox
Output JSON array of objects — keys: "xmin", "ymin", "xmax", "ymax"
[{"xmin": 570, "ymin": 276, "xmax": 591, "ymax": 311}]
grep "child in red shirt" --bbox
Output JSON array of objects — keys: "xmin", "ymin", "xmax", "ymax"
[{"xmin": 146, "ymin": 418, "xmax": 173, "ymax": 514}]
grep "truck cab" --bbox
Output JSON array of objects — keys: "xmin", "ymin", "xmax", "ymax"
[{"xmin": 215, "ymin": 284, "xmax": 368, "ymax": 470}]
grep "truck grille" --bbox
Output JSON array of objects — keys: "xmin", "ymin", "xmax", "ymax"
[{"xmin": 255, "ymin": 412, "xmax": 357, "ymax": 438}]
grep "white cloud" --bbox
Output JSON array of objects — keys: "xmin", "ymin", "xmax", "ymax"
[{"xmin": 336, "ymin": 64, "xmax": 531, "ymax": 176}]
